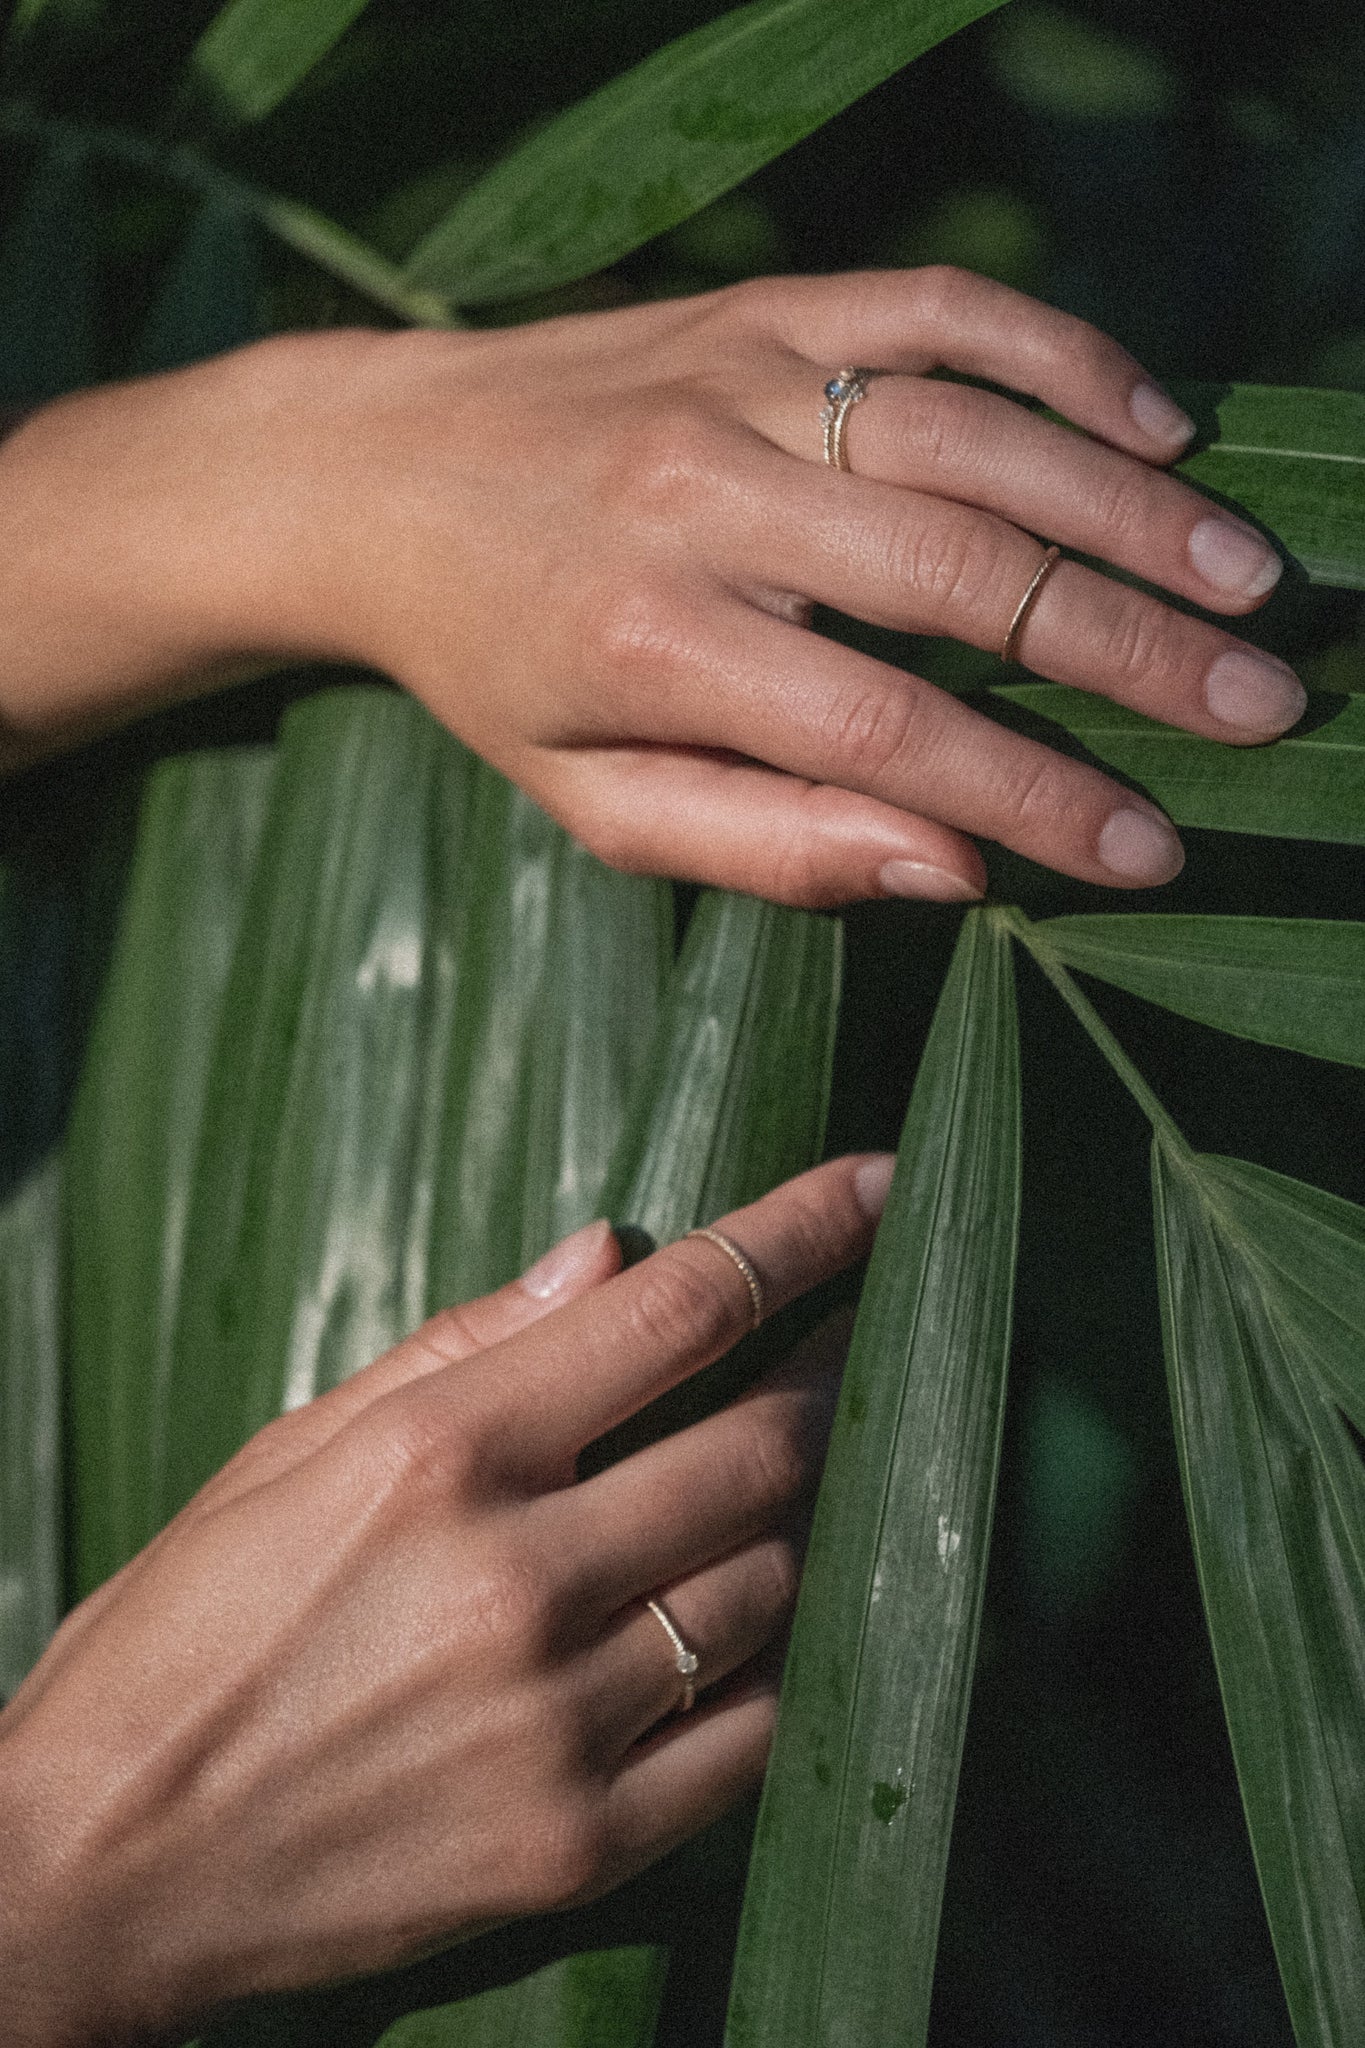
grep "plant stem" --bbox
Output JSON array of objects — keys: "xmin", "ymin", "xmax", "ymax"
[
  {"xmin": 994, "ymin": 905, "xmax": 1190, "ymax": 1156},
  {"xmin": 0, "ymin": 101, "xmax": 460, "ymax": 329}
]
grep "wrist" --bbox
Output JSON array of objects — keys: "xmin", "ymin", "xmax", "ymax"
[{"xmin": 0, "ymin": 331, "xmax": 383, "ymax": 763}]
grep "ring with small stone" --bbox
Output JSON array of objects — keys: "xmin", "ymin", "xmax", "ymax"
[
  {"xmin": 645, "ymin": 1596, "xmax": 699, "ymax": 1713},
  {"xmin": 820, "ymin": 367, "xmax": 875, "ymax": 471}
]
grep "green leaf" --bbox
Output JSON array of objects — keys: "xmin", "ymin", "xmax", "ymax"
[
  {"xmin": 1174, "ymin": 384, "xmax": 1365, "ymax": 593},
  {"xmin": 191, "ymin": 0, "xmax": 374, "ymax": 125},
  {"xmin": 608, "ymin": 891, "xmax": 841, "ymax": 1246},
  {"xmin": 374, "ymin": 1950, "xmax": 668, "ymax": 2048},
  {"xmin": 64, "ymin": 751, "xmax": 275, "ymax": 1599},
  {"xmin": 727, "ymin": 906, "xmax": 1021, "ymax": 2048},
  {"xmin": 993, "ymin": 686, "xmax": 1365, "ymax": 843},
  {"xmin": 0, "ymin": 139, "xmax": 98, "ymax": 402},
  {"xmin": 1032, "ymin": 914, "xmax": 1365, "ymax": 1067},
  {"xmin": 0, "ymin": 1153, "xmax": 62, "ymax": 1698},
  {"xmin": 1153, "ymin": 1143, "xmax": 1365, "ymax": 2045},
  {"xmin": 402, "ymin": 0, "xmax": 1013, "ymax": 306},
  {"xmin": 418, "ymin": 895, "xmax": 841, "ymax": 2048},
  {"xmin": 132, "ymin": 200, "xmax": 261, "ymax": 374},
  {"xmin": 1190, "ymin": 1156, "xmax": 1365, "ymax": 1442},
  {"xmin": 165, "ymin": 688, "xmax": 669, "ymax": 1518},
  {"xmin": 0, "ymin": 860, "xmax": 87, "ymax": 1692}
]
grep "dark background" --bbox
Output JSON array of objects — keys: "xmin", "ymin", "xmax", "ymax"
[{"xmin": 4, "ymin": 2, "xmax": 1365, "ymax": 2041}]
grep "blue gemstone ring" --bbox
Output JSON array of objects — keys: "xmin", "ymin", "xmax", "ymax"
[{"xmin": 820, "ymin": 366, "xmax": 876, "ymax": 471}]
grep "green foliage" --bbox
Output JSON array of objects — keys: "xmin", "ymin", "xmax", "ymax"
[
  {"xmin": 4, "ymin": 4, "xmax": 1365, "ymax": 2046},
  {"xmin": 191, "ymin": 0, "xmax": 375, "ymax": 125},
  {"xmin": 400, "ymin": 0, "xmax": 1014, "ymax": 306},
  {"xmin": 729, "ymin": 910, "xmax": 1020, "ymax": 2048}
]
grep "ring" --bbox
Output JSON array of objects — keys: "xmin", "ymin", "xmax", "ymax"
[
  {"xmin": 820, "ymin": 367, "xmax": 875, "ymax": 471},
  {"xmin": 645, "ymin": 1596, "xmax": 699, "ymax": 1713},
  {"xmin": 999, "ymin": 544, "xmax": 1063, "ymax": 665},
  {"xmin": 685, "ymin": 1226, "xmax": 765, "ymax": 1331}
]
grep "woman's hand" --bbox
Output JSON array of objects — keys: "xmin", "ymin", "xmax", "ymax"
[
  {"xmin": 0, "ymin": 268, "xmax": 1301, "ymax": 900},
  {"xmin": 0, "ymin": 1154, "xmax": 892, "ymax": 2048}
]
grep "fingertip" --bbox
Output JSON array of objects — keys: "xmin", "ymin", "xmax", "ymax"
[
  {"xmin": 853, "ymin": 1153, "xmax": 896, "ymax": 1221},
  {"xmin": 520, "ymin": 1219, "xmax": 622, "ymax": 1302},
  {"xmin": 1128, "ymin": 378, "xmax": 1196, "ymax": 455}
]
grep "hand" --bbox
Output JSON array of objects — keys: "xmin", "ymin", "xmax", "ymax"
[
  {"xmin": 0, "ymin": 270, "xmax": 1300, "ymax": 900},
  {"xmin": 0, "ymin": 1155, "xmax": 891, "ymax": 2047}
]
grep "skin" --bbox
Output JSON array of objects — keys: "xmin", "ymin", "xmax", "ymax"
[
  {"xmin": 0, "ymin": 269, "xmax": 1304, "ymax": 2039},
  {"xmin": 0, "ymin": 1156, "xmax": 890, "ymax": 2047},
  {"xmin": 0, "ymin": 266, "xmax": 1302, "ymax": 901}
]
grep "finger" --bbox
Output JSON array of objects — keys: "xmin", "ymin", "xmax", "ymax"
[
  {"xmin": 636, "ymin": 595, "xmax": 1186, "ymax": 889},
  {"xmin": 548, "ymin": 1311, "xmax": 848, "ymax": 1619},
  {"xmin": 189, "ymin": 1221, "xmax": 624, "ymax": 1511},
  {"xmin": 541, "ymin": 743, "xmax": 984, "ymax": 907},
  {"xmin": 753, "ymin": 266, "xmax": 1197, "ymax": 462},
  {"xmin": 598, "ymin": 1658, "xmax": 782, "ymax": 1891},
  {"xmin": 583, "ymin": 1530, "xmax": 801, "ymax": 1754},
  {"xmin": 424, "ymin": 1153, "xmax": 892, "ymax": 1482},
  {"xmin": 748, "ymin": 364, "xmax": 1283, "ymax": 619},
  {"xmin": 725, "ymin": 462, "xmax": 1303, "ymax": 746}
]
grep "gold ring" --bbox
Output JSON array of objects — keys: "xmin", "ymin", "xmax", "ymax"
[
  {"xmin": 645, "ymin": 1596, "xmax": 699, "ymax": 1713},
  {"xmin": 1000, "ymin": 544, "xmax": 1063, "ymax": 665},
  {"xmin": 820, "ymin": 367, "xmax": 875, "ymax": 472},
  {"xmin": 685, "ymin": 1226, "xmax": 765, "ymax": 1331}
]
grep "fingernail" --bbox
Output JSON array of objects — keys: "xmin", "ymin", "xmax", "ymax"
[
  {"xmin": 1205, "ymin": 649, "xmax": 1306, "ymax": 734},
  {"xmin": 1129, "ymin": 380, "xmax": 1194, "ymax": 446},
  {"xmin": 879, "ymin": 860, "xmax": 984, "ymax": 903},
  {"xmin": 854, "ymin": 1155, "xmax": 896, "ymax": 1220},
  {"xmin": 1098, "ymin": 805, "xmax": 1185, "ymax": 884},
  {"xmin": 1188, "ymin": 515, "xmax": 1282, "ymax": 599},
  {"xmin": 521, "ymin": 1219, "xmax": 613, "ymax": 1299}
]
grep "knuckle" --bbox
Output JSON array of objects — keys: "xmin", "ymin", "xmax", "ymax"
[
  {"xmin": 823, "ymin": 681, "xmax": 921, "ymax": 786},
  {"xmin": 578, "ymin": 576, "xmax": 698, "ymax": 693},
  {"xmin": 1098, "ymin": 594, "xmax": 1179, "ymax": 689},
  {"xmin": 522, "ymin": 1792, "xmax": 610, "ymax": 1911},
  {"xmin": 910, "ymin": 263, "xmax": 971, "ymax": 325},
  {"xmin": 623, "ymin": 1248, "xmax": 737, "ymax": 1358},
  {"xmin": 896, "ymin": 508, "xmax": 1011, "ymax": 622},
  {"xmin": 615, "ymin": 401, "xmax": 717, "ymax": 521},
  {"xmin": 1087, "ymin": 463, "xmax": 1153, "ymax": 548},
  {"xmin": 750, "ymin": 1408, "xmax": 812, "ymax": 1511},
  {"xmin": 473, "ymin": 1544, "xmax": 562, "ymax": 1666},
  {"xmin": 998, "ymin": 750, "xmax": 1076, "ymax": 837},
  {"xmin": 757, "ymin": 1535, "xmax": 803, "ymax": 1617},
  {"xmin": 364, "ymin": 1393, "xmax": 468, "ymax": 1503},
  {"xmin": 898, "ymin": 381, "xmax": 977, "ymax": 471}
]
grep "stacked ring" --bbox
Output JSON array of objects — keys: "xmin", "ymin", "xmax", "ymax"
[{"xmin": 820, "ymin": 367, "xmax": 875, "ymax": 471}]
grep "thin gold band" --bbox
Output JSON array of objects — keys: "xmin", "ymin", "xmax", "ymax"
[
  {"xmin": 645, "ymin": 1596, "xmax": 699, "ymax": 1712},
  {"xmin": 685, "ymin": 1226, "xmax": 765, "ymax": 1331},
  {"xmin": 1000, "ymin": 544, "xmax": 1063, "ymax": 665}
]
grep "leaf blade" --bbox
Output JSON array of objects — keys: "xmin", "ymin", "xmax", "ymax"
[
  {"xmin": 1174, "ymin": 384, "xmax": 1365, "ymax": 593},
  {"xmin": 403, "ymin": 0, "xmax": 1012, "ymax": 305},
  {"xmin": 727, "ymin": 906, "xmax": 1020, "ymax": 2048},
  {"xmin": 1034, "ymin": 914, "xmax": 1365, "ymax": 1067},
  {"xmin": 1152, "ymin": 1145, "xmax": 1365, "ymax": 2044},
  {"xmin": 191, "ymin": 0, "xmax": 374, "ymax": 125},
  {"xmin": 993, "ymin": 686, "xmax": 1365, "ymax": 843}
]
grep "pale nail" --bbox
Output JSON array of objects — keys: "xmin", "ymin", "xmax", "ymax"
[
  {"xmin": 854, "ymin": 1155, "xmax": 896, "ymax": 1220},
  {"xmin": 1205, "ymin": 649, "xmax": 1306, "ymax": 734},
  {"xmin": 879, "ymin": 859, "xmax": 984, "ymax": 903},
  {"xmin": 520, "ymin": 1219, "xmax": 612, "ymax": 1299},
  {"xmin": 1097, "ymin": 806, "xmax": 1185, "ymax": 884},
  {"xmin": 1188, "ymin": 516, "xmax": 1282, "ymax": 598},
  {"xmin": 1129, "ymin": 380, "xmax": 1194, "ymax": 445}
]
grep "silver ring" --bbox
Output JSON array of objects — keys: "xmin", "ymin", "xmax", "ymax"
[
  {"xmin": 645, "ymin": 1597, "xmax": 699, "ymax": 1713},
  {"xmin": 820, "ymin": 366, "xmax": 875, "ymax": 471},
  {"xmin": 685, "ymin": 1226, "xmax": 765, "ymax": 1331}
]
